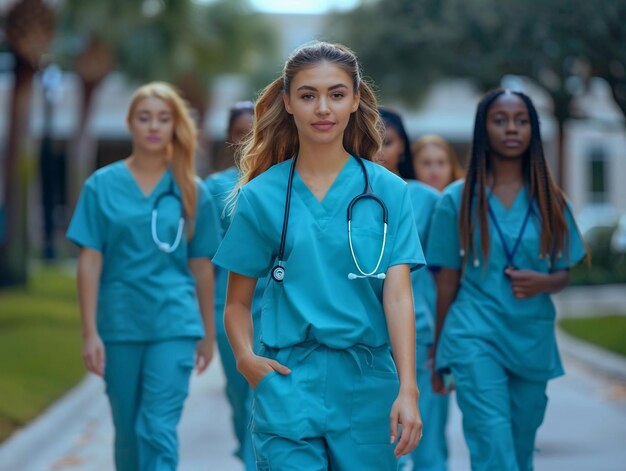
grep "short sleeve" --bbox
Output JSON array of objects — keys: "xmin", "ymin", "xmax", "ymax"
[
  {"xmin": 188, "ymin": 184, "xmax": 220, "ymax": 259},
  {"xmin": 388, "ymin": 186, "xmax": 426, "ymax": 270},
  {"xmin": 551, "ymin": 203, "xmax": 587, "ymax": 271},
  {"xmin": 426, "ymin": 192, "xmax": 462, "ymax": 269},
  {"xmin": 212, "ymin": 188, "xmax": 275, "ymax": 278},
  {"xmin": 66, "ymin": 178, "xmax": 105, "ymax": 252}
]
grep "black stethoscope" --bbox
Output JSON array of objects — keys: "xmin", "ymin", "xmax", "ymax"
[
  {"xmin": 151, "ymin": 180, "xmax": 185, "ymax": 253},
  {"xmin": 270, "ymin": 155, "xmax": 388, "ymax": 283}
]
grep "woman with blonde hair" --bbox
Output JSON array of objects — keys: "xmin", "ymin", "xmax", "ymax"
[
  {"xmin": 67, "ymin": 82, "xmax": 219, "ymax": 470},
  {"xmin": 213, "ymin": 42, "xmax": 424, "ymax": 470},
  {"xmin": 402, "ymin": 134, "xmax": 464, "ymax": 192}
]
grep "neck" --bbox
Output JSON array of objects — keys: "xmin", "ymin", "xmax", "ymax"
[
  {"xmin": 128, "ymin": 151, "xmax": 168, "ymax": 174},
  {"xmin": 488, "ymin": 154, "xmax": 523, "ymax": 186},
  {"xmin": 296, "ymin": 140, "xmax": 350, "ymax": 175}
]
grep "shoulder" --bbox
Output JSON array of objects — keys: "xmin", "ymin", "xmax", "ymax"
[
  {"xmin": 441, "ymin": 179, "xmax": 464, "ymax": 201},
  {"xmin": 407, "ymin": 179, "xmax": 440, "ymax": 202},
  {"xmin": 363, "ymin": 159, "xmax": 407, "ymax": 192},
  {"xmin": 242, "ymin": 160, "xmax": 291, "ymax": 198},
  {"xmin": 84, "ymin": 160, "xmax": 125, "ymax": 191},
  {"xmin": 204, "ymin": 166, "xmax": 239, "ymax": 194}
]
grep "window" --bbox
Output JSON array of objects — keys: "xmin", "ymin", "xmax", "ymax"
[{"xmin": 589, "ymin": 146, "xmax": 608, "ymax": 203}]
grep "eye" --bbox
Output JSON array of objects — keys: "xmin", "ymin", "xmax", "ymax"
[
  {"xmin": 516, "ymin": 117, "xmax": 529, "ymax": 125},
  {"xmin": 493, "ymin": 117, "xmax": 506, "ymax": 125},
  {"xmin": 331, "ymin": 92, "xmax": 345, "ymax": 99},
  {"xmin": 300, "ymin": 93, "xmax": 315, "ymax": 100}
]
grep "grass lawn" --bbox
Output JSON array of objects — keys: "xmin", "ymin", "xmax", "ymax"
[
  {"xmin": 0, "ymin": 265, "xmax": 83, "ymax": 443},
  {"xmin": 559, "ymin": 315, "xmax": 626, "ymax": 357}
]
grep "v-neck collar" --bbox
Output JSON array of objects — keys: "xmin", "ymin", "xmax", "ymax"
[
  {"xmin": 292, "ymin": 156, "xmax": 359, "ymax": 230},
  {"xmin": 121, "ymin": 161, "xmax": 171, "ymax": 199},
  {"xmin": 487, "ymin": 184, "xmax": 528, "ymax": 215}
]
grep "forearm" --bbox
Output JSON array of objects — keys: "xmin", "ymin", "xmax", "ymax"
[
  {"xmin": 383, "ymin": 264, "xmax": 417, "ymax": 395},
  {"xmin": 385, "ymin": 295, "xmax": 418, "ymax": 394},
  {"xmin": 224, "ymin": 273, "xmax": 257, "ymax": 362},
  {"xmin": 545, "ymin": 269, "xmax": 570, "ymax": 294},
  {"xmin": 433, "ymin": 268, "xmax": 460, "ymax": 348},
  {"xmin": 189, "ymin": 258, "xmax": 216, "ymax": 340},
  {"xmin": 77, "ymin": 249, "xmax": 102, "ymax": 339}
]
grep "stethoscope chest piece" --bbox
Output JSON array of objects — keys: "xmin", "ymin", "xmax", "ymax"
[{"xmin": 271, "ymin": 265, "xmax": 285, "ymax": 282}]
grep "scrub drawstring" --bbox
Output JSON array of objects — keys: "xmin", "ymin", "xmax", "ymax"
[{"xmin": 295, "ymin": 341, "xmax": 379, "ymax": 376}]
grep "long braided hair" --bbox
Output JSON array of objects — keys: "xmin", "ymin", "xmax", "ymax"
[{"xmin": 459, "ymin": 89, "xmax": 569, "ymax": 266}]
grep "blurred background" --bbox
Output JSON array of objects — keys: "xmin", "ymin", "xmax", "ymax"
[{"xmin": 0, "ymin": 0, "xmax": 625, "ymax": 465}]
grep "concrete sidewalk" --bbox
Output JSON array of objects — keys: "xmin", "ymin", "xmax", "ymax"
[{"xmin": 1, "ymin": 349, "xmax": 625, "ymax": 471}]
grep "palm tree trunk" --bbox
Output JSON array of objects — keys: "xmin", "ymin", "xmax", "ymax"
[{"xmin": 0, "ymin": 56, "xmax": 35, "ymax": 286}]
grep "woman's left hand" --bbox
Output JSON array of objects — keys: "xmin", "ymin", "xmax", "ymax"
[
  {"xmin": 505, "ymin": 268, "xmax": 548, "ymax": 299},
  {"xmin": 389, "ymin": 389, "xmax": 423, "ymax": 457},
  {"xmin": 195, "ymin": 337, "xmax": 215, "ymax": 373}
]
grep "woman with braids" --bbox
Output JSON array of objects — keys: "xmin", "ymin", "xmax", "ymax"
[
  {"xmin": 377, "ymin": 107, "xmax": 449, "ymax": 471},
  {"xmin": 212, "ymin": 42, "xmax": 424, "ymax": 470},
  {"xmin": 427, "ymin": 89, "xmax": 586, "ymax": 471},
  {"xmin": 67, "ymin": 82, "xmax": 219, "ymax": 470}
]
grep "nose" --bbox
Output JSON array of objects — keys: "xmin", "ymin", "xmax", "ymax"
[
  {"xmin": 506, "ymin": 118, "xmax": 518, "ymax": 134},
  {"xmin": 149, "ymin": 118, "xmax": 160, "ymax": 131},
  {"xmin": 316, "ymin": 96, "xmax": 330, "ymax": 115}
]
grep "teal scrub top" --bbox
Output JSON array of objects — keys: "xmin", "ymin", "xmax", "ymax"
[
  {"xmin": 406, "ymin": 181, "xmax": 440, "ymax": 346},
  {"xmin": 67, "ymin": 161, "xmax": 220, "ymax": 342},
  {"xmin": 213, "ymin": 157, "xmax": 425, "ymax": 350},
  {"xmin": 426, "ymin": 180, "xmax": 586, "ymax": 381},
  {"xmin": 204, "ymin": 166, "xmax": 266, "ymax": 323}
]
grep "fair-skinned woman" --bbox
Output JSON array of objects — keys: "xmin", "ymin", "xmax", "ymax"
[
  {"xmin": 404, "ymin": 135, "xmax": 463, "ymax": 192},
  {"xmin": 68, "ymin": 82, "xmax": 219, "ymax": 471},
  {"xmin": 212, "ymin": 42, "xmax": 424, "ymax": 470}
]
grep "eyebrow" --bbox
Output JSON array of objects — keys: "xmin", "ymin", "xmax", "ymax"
[{"xmin": 296, "ymin": 84, "xmax": 350, "ymax": 92}]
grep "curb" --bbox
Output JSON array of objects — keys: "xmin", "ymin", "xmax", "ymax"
[
  {"xmin": 557, "ymin": 327, "xmax": 626, "ymax": 383},
  {"xmin": 0, "ymin": 373, "xmax": 105, "ymax": 470}
]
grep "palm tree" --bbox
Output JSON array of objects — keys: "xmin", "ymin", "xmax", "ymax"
[{"xmin": 0, "ymin": 0, "xmax": 54, "ymax": 286}]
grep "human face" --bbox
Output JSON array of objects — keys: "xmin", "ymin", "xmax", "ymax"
[
  {"xmin": 283, "ymin": 61, "xmax": 360, "ymax": 149},
  {"xmin": 229, "ymin": 112, "xmax": 253, "ymax": 145},
  {"xmin": 413, "ymin": 144, "xmax": 452, "ymax": 192},
  {"xmin": 486, "ymin": 93, "xmax": 531, "ymax": 160},
  {"xmin": 377, "ymin": 126, "xmax": 404, "ymax": 174},
  {"xmin": 128, "ymin": 96, "xmax": 174, "ymax": 155}
]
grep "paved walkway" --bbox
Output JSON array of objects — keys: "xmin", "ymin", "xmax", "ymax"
[{"xmin": 2, "ymin": 350, "xmax": 625, "ymax": 471}]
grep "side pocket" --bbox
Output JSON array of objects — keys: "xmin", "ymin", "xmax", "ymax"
[{"xmin": 350, "ymin": 370, "xmax": 399, "ymax": 444}]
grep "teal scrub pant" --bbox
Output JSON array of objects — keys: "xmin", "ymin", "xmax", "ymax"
[
  {"xmin": 215, "ymin": 327, "xmax": 256, "ymax": 470},
  {"xmin": 399, "ymin": 344, "xmax": 449, "ymax": 471},
  {"xmin": 104, "ymin": 339, "xmax": 197, "ymax": 471},
  {"xmin": 451, "ymin": 351, "xmax": 548, "ymax": 471},
  {"xmin": 251, "ymin": 341, "xmax": 400, "ymax": 471}
]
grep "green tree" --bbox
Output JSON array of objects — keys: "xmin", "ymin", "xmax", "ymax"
[
  {"xmin": 333, "ymin": 0, "xmax": 626, "ymax": 185},
  {"xmin": 55, "ymin": 0, "xmax": 278, "ymax": 207}
]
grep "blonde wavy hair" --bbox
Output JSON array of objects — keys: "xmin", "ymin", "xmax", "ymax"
[
  {"xmin": 127, "ymin": 82, "xmax": 198, "ymax": 238},
  {"xmin": 236, "ymin": 41, "xmax": 383, "ymax": 189}
]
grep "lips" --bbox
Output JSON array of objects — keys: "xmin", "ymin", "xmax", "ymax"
[
  {"xmin": 312, "ymin": 121, "xmax": 335, "ymax": 131},
  {"xmin": 503, "ymin": 139, "xmax": 522, "ymax": 148},
  {"xmin": 146, "ymin": 135, "xmax": 162, "ymax": 143}
]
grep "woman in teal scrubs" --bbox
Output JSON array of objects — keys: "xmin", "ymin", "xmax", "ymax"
[
  {"xmin": 427, "ymin": 89, "xmax": 587, "ymax": 471},
  {"xmin": 204, "ymin": 100, "xmax": 259, "ymax": 470},
  {"xmin": 378, "ymin": 108, "xmax": 449, "ymax": 471},
  {"xmin": 213, "ymin": 42, "xmax": 424, "ymax": 470},
  {"xmin": 67, "ymin": 82, "xmax": 219, "ymax": 471}
]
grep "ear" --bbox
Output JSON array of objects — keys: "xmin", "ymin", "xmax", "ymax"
[
  {"xmin": 351, "ymin": 89, "xmax": 360, "ymax": 113},
  {"xmin": 282, "ymin": 91, "xmax": 293, "ymax": 115}
]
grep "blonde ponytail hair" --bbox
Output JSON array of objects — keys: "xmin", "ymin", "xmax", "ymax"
[
  {"xmin": 127, "ymin": 82, "xmax": 198, "ymax": 238},
  {"xmin": 236, "ymin": 41, "xmax": 383, "ymax": 191}
]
